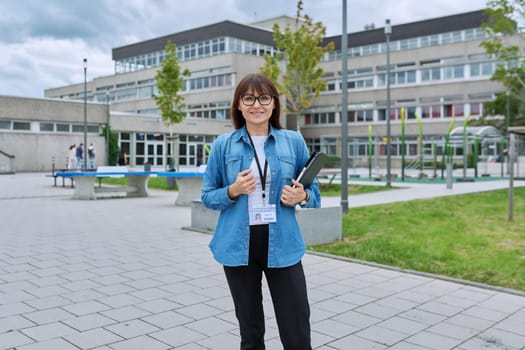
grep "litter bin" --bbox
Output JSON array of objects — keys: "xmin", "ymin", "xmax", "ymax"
[{"xmin": 144, "ymin": 162, "xmax": 151, "ymax": 171}]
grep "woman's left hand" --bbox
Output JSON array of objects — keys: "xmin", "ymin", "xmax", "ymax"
[{"xmin": 281, "ymin": 179, "xmax": 308, "ymax": 206}]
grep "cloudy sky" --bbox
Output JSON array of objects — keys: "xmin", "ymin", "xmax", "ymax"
[{"xmin": 0, "ymin": 0, "xmax": 488, "ymax": 98}]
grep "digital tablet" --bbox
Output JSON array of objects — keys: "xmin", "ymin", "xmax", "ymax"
[{"xmin": 295, "ymin": 151, "xmax": 327, "ymax": 186}]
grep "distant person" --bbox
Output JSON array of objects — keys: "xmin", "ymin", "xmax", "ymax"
[
  {"xmin": 88, "ymin": 143, "xmax": 95, "ymax": 169},
  {"xmin": 118, "ymin": 150, "xmax": 128, "ymax": 166},
  {"xmin": 75, "ymin": 143, "xmax": 84, "ymax": 169},
  {"xmin": 67, "ymin": 144, "xmax": 76, "ymax": 170}
]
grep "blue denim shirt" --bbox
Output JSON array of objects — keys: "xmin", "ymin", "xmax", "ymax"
[{"xmin": 201, "ymin": 126, "xmax": 321, "ymax": 268}]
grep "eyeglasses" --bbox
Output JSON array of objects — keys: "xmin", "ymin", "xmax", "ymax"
[{"xmin": 240, "ymin": 94, "xmax": 274, "ymax": 106}]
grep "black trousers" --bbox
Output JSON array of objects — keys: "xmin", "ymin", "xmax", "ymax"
[{"xmin": 224, "ymin": 224, "xmax": 312, "ymax": 350}]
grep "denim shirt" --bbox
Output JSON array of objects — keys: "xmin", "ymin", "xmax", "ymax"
[{"xmin": 201, "ymin": 126, "xmax": 321, "ymax": 268}]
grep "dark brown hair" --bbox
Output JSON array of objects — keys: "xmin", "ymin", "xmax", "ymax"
[{"xmin": 230, "ymin": 73, "xmax": 282, "ymax": 129}]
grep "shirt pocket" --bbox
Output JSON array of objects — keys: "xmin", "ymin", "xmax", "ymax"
[
  {"xmin": 278, "ymin": 155, "xmax": 296, "ymax": 185},
  {"xmin": 225, "ymin": 155, "xmax": 243, "ymax": 184}
]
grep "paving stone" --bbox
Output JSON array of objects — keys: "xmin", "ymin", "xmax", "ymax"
[
  {"xmin": 20, "ymin": 322, "xmax": 79, "ymax": 341},
  {"xmin": 23, "ymin": 307, "xmax": 76, "ymax": 325},
  {"xmin": 98, "ymin": 293, "xmax": 144, "ymax": 308},
  {"xmin": 108, "ymin": 335, "xmax": 170, "ymax": 350},
  {"xmin": 64, "ymin": 327, "xmax": 123, "ymax": 349},
  {"xmin": 141, "ymin": 311, "xmax": 194, "ymax": 329},
  {"xmin": 149, "ymin": 326, "xmax": 206, "ymax": 347},
  {"xmin": 135, "ymin": 298, "xmax": 182, "ymax": 313},
  {"xmin": 326, "ymin": 334, "xmax": 387, "ymax": 350},
  {"xmin": 100, "ymin": 305, "xmax": 151, "ymax": 322},
  {"xmin": 0, "ymin": 330, "xmax": 34, "ymax": 349},
  {"xmin": 195, "ymin": 332, "xmax": 240, "ymax": 350},
  {"xmin": 185, "ymin": 316, "xmax": 237, "ymax": 337},
  {"xmin": 17, "ymin": 338, "xmax": 80, "ymax": 350},
  {"xmin": 405, "ymin": 330, "xmax": 462, "ymax": 349},
  {"xmin": 0, "ymin": 315, "xmax": 35, "ymax": 333},
  {"xmin": 24, "ymin": 295, "xmax": 72, "ymax": 310},
  {"xmin": 0, "ymin": 302, "xmax": 35, "ymax": 318},
  {"xmin": 62, "ymin": 313, "xmax": 117, "ymax": 332},
  {"xmin": 313, "ymin": 318, "xmax": 359, "ymax": 338},
  {"xmin": 61, "ymin": 299, "xmax": 111, "ymax": 316},
  {"xmin": 104, "ymin": 319, "xmax": 160, "ymax": 338},
  {"xmin": 354, "ymin": 325, "xmax": 411, "ymax": 346}
]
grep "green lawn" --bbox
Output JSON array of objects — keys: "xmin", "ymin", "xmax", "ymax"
[
  {"xmin": 101, "ymin": 176, "xmax": 178, "ymax": 191},
  {"xmin": 309, "ymin": 187, "xmax": 525, "ymax": 292}
]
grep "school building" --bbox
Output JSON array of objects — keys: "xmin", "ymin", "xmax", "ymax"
[{"xmin": 1, "ymin": 9, "xmax": 517, "ymax": 172}]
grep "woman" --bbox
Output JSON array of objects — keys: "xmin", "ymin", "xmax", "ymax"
[
  {"xmin": 201, "ymin": 73, "xmax": 320, "ymax": 349},
  {"xmin": 67, "ymin": 144, "xmax": 76, "ymax": 169}
]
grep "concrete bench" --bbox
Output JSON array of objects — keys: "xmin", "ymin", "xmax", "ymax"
[
  {"xmin": 56, "ymin": 168, "xmax": 154, "ymax": 200},
  {"xmin": 47, "ymin": 168, "xmax": 75, "ymax": 188},
  {"xmin": 318, "ymin": 169, "xmax": 341, "ymax": 184},
  {"xmin": 156, "ymin": 172, "xmax": 204, "ymax": 206},
  {"xmin": 187, "ymin": 200, "xmax": 342, "ymax": 246}
]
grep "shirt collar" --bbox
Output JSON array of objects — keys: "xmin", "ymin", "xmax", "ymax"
[{"xmin": 235, "ymin": 124, "xmax": 276, "ymax": 143}]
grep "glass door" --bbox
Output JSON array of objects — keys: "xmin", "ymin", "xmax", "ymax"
[{"xmin": 145, "ymin": 141, "xmax": 164, "ymax": 166}]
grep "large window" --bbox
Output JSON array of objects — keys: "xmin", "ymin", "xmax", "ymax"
[{"xmin": 443, "ymin": 65, "xmax": 464, "ymax": 80}]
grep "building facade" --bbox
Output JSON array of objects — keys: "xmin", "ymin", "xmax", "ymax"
[
  {"xmin": 35, "ymin": 10, "xmax": 516, "ymax": 170},
  {"xmin": 0, "ymin": 96, "xmax": 107, "ymax": 172}
]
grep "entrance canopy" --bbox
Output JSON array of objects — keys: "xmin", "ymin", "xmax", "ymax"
[
  {"xmin": 509, "ymin": 126, "xmax": 525, "ymax": 135},
  {"xmin": 449, "ymin": 125, "xmax": 501, "ymax": 140}
]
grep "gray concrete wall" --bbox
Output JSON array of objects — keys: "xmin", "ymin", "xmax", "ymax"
[{"xmin": 189, "ymin": 200, "xmax": 342, "ymax": 246}]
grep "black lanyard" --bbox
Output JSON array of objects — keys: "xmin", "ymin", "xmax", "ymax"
[{"xmin": 247, "ymin": 134, "xmax": 268, "ymax": 203}]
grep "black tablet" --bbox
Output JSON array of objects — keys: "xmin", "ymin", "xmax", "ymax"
[{"xmin": 296, "ymin": 151, "xmax": 327, "ymax": 186}]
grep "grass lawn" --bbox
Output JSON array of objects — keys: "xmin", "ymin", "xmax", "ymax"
[
  {"xmin": 309, "ymin": 187, "xmax": 525, "ymax": 292},
  {"xmin": 101, "ymin": 176, "xmax": 178, "ymax": 191}
]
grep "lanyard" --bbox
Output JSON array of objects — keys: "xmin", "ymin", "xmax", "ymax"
[{"xmin": 247, "ymin": 134, "xmax": 268, "ymax": 204}]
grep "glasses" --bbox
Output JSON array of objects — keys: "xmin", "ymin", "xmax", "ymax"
[{"xmin": 240, "ymin": 94, "xmax": 274, "ymax": 106}]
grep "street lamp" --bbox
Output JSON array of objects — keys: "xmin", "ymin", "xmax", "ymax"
[
  {"xmin": 83, "ymin": 58, "xmax": 88, "ymax": 170},
  {"xmin": 385, "ymin": 19, "xmax": 392, "ymax": 187},
  {"xmin": 106, "ymin": 90, "xmax": 110, "ymax": 165},
  {"xmin": 506, "ymin": 90, "xmax": 510, "ymax": 174},
  {"xmin": 340, "ymin": 0, "xmax": 349, "ymax": 213}
]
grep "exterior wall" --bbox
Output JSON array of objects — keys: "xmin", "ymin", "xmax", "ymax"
[{"xmin": 0, "ymin": 96, "xmax": 108, "ymax": 172}]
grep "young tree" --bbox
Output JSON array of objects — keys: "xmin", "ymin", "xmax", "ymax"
[
  {"xmin": 481, "ymin": 0, "xmax": 525, "ymax": 127},
  {"xmin": 153, "ymin": 40, "xmax": 190, "ymax": 170},
  {"xmin": 100, "ymin": 125, "xmax": 119, "ymax": 165},
  {"xmin": 260, "ymin": 4, "xmax": 334, "ymax": 132}
]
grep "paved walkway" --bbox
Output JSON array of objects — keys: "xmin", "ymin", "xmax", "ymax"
[{"xmin": 0, "ymin": 172, "xmax": 524, "ymax": 350}]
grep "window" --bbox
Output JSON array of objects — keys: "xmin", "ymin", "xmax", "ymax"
[
  {"xmin": 0, "ymin": 120, "xmax": 10, "ymax": 129},
  {"xmin": 56, "ymin": 123, "xmax": 69, "ymax": 132},
  {"xmin": 40, "ymin": 123, "xmax": 54, "ymax": 132},
  {"xmin": 470, "ymin": 102, "xmax": 482, "ymax": 116},
  {"xmin": 355, "ymin": 110, "xmax": 373, "ymax": 122},
  {"xmin": 13, "ymin": 121, "xmax": 30, "ymax": 130},
  {"xmin": 443, "ymin": 65, "xmax": 464, "ymax": 80},
  {"xmin": 421, "ymin": 67, "xmax": 441, "ymax": 81}
]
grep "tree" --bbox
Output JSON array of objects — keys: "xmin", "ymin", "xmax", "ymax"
[
  {"xmin": 100, "ymin": 125, "xmax": 119, "ymax": 165},
  {"xmin": 260, "ymin": 3, "xmax": 334, "ymax": 132},
  {"xmin": 481, "ymin": 0, "xmax": 525, "ymax": 128},
  {"xmin": 153, "ymin": 40, "xmax": 190, "ymax": 170},
  {"xmin": 470, "ymin": 92, "xmax": 524, "ymax": 130}
]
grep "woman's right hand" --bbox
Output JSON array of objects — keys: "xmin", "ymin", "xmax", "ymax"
[{"xmin": 228, "ymin": 169, "xmax": 256, "ymax": 199}]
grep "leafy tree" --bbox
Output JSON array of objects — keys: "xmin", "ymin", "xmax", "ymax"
[
  {"xmin": 260, "ymin": 3, "xmax": 334, "ymax": 131},
  {"xmin": 153, "ymin": 40, "xmax": 190, "ymax": 169},
  {"xmin": 481, "ymin": 0, "xmax": 525, "ymax": 127},
  {"xmin": 100, "ymin": 125, "xmax": 119, "ymax": 165},
  {"xmin": 470, "ymin": 92, "xmax": 524, "ymax": 130}
]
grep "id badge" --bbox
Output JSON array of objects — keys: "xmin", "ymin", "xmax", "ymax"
[{"xmin": 251, "ymin": 204, "xmax": 277, "ymax": 224}]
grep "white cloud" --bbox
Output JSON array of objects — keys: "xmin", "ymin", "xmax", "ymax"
[{"xmin": 0, "ymin": 0, "xmax": 488, "ymax": 98}]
